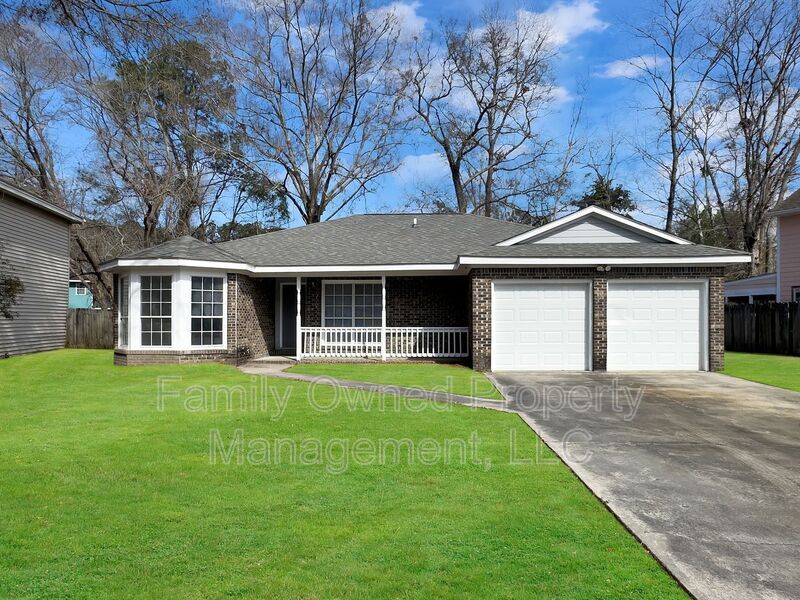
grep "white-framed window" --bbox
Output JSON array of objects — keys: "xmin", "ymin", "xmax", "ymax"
[
  {"xmin": 76, "ymin": 285, "xmax": 87, "ymax": 295},
  {"xmin": 118, "ymin": 276, "xmax": 129, "ymax": 347},
  {"xmin": 191, "ymin": 276, "xmax": 224, "ymax": 345},
  {"xmin": 322, "ymin": 281, "xmax": 382, "ymax": 327},
  {"xmin": 793, "ymin": 286, "xmax": 800, "ymax": 303},
  {"xmin": 140, "ymin": 275, "xmax": 172, "ymax": 346}
]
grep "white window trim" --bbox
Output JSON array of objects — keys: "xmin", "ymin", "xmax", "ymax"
[
  {"xmin": 75, "ymin": 286, "xmax": 87, "ymax": 295},
  {"xmin": 792, "ymin": 286, "xmax": 800, "ymax": 302},
  {"xmin": 125, "ymin": 268, "xmax": 228, "ymax": 351},
  {"xmin": 118, "ymin": 276, "xmax": 130, "ymax": 348},
  {"xmin": 137, "ymin": 273, "xmax": 174, "ymax": 349},
  {"xmin": 321, "ymin": 279, "xmax": 382, "ymax": 328},
  {"xmin": 189, "ymin": 274, "xmax": 227, "ymax": 348}
]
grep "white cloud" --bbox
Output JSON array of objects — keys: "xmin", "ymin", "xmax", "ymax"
[
  {"xmin": 547, "ymin": 85, "xmax": 573, "ymax": 104},
  {"xmin": 599, "ymin": 55, "xmax": 665, "ymax": 78},
  {"xmin": 370, "ymin": 1, "xmax": 426, "ymax": 42},
  {"xmin": 522, "ymin": 0, "xmax": 608, "ymax": 48},
  {"xmin": 393, "ymin": 152, "xmax": 449, "ymax": 184}
]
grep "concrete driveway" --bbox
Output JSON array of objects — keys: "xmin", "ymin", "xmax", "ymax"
[{"xmin": 492, "ymin": 371, "xmax": 800, "ymax": 600}]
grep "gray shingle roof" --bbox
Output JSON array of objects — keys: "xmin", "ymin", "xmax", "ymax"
[
  {"xmin": 217, "ymin": 213, "xmax": 533, "ymax": 266},
  {"xmin": 463, "ymin": 243, "xmax": 750, "ymax": 259},
  {"xmin": 124, "ymin": 235, "xmax": 244, "ymax": 262},
  {"xmin": 113, "ymin": 212, "xmax": 748, "ymax": 267},
  {"xmin": 772, "ymin": 189, "xmax": 800, "ymax": 214}
]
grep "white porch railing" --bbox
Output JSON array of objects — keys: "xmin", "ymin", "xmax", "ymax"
[{"xmin": 299, "ymin": 327, "xmax": 469, "ymax": 359}]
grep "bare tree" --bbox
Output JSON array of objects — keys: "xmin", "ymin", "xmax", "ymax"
[
  {"xmin": 708, "ymin": 0, "xmax": 800, "ymax": 274},
  {"xmin": 0, "ymin": 16, "xmax": 66, "ymax": 202},
  {"xmin": 633, "ymin": 0, "xmax": 722, "ymax": 233},
  {"xmin": 76, "ymin": 33, "xmax": 245, "ymax": 245},
  {"xmin": 0, "ymin": 12, "xmax": 117, "ymax": 307},
  {"xmin": 227, "ymin": 0, "xmax": 406, "ymax": 224},
  {"xmin": 405, "ymin": 10, "xmax": 573, "ymax": 218}
]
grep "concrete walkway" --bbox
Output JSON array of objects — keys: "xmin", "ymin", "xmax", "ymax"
[{"xmin": 238, "ymin": 361, "xmax": 513, "ymax": 413}]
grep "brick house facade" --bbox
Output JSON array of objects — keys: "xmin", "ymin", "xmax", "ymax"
[
  {"xmin": 104, "ymin": 209, "xmax": 747, "ymax": 371},
  {"xmin": 469, "ymin": 266, "xmax": 725, "ymax": 372}
]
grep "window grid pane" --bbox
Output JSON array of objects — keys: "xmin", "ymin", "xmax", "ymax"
[
  {"xmin": 140, "ymin": 275, "xmax": 171, "ymax": 346},
  {"xmin": 323, "ymin": 282, "xmax": 381, "ymax": 328},
  {"xmin": 191, "ymin": 276, "xmax": 224, "ymax": 345}
]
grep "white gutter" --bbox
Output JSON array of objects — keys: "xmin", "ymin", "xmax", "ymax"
[
  {"xmin": 102, "ymin": 258, "xmax": 462, "ymax": 275},
  {"xmin": 102, "ymin": 253, "xmax": 752, "ymax": 273},
  {"xmin": 458, "ymin": 255, "xmax": 752, "ymax": 266}
]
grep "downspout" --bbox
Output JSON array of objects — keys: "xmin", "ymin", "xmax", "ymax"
[{"xmin": 235, "ymin": 274, "xmax": 239, "ymax": 365}]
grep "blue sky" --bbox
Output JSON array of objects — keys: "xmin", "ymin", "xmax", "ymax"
[
  {"xmin": 359, "ymin": 0, "xmax": 668, "ymax": 226},
  {"xmin": 53, "ymin": 0, "xmax": 668, "ymax": 228}
]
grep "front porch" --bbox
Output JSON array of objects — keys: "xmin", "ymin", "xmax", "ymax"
[{"xmin": 274, "ymin": 275, "xmax": 470, "ymax": 361}]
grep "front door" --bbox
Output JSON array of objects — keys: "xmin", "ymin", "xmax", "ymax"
[{"xmin": 280, "ymin": 284, "xmax": 296, "ymax": 351}]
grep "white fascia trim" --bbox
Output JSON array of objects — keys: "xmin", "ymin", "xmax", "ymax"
[
  {"xmin": 495, "ymin": 206, "xmax": 693, "ymax": 246},
  {"xmin": 459, "ymin": 255, "xmax": 752, "ymax": 266},
  {"xmin": 104, "ymin": 258, "xmax": 461, "ymax": 275},
  {"xmin": 252, "ymin": 263, "xmax": 459, "ymax": 274},
  {"xmin": 107, "ymin": 259, "xmax": 251, "ymax": 271}
]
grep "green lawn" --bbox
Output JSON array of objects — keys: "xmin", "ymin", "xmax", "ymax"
[
  {"xmin": 0, "ymin": 350, "xmax": 685, "ymax": 598},
  {"xmin": 723, "ymin": 352, "xmax": 800, "ymax": 392},
  {"xmin": 288, "ymin": 362, "xmax": 504, "ymax": 400}
]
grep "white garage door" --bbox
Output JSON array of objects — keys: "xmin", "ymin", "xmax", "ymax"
[
  {"xmin": 492, "ymin": 281, "xmax": 590, "ymax": 371},
  {"xmin": 607, "ymin": 281, "xmax": 706, "ymax": 371}
]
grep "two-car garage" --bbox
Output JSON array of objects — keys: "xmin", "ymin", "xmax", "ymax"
[{"xmin": 491, "ymin": 280, "xmax": 708, "ymax": 371}]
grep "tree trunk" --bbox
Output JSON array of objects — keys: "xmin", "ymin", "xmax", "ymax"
[
  {"xmin": 143, "ymin": 204, "xmax": 159, "ymax": 246},
  {"xmin": 447, "ymin": 157, "xmax": 467, "ymax": 213},
  {"xmin": 666, "ymin": 125, "xmax": 679, "ymax": 233},
  {"xmin": 73, "ymin": 231, "xmax": 113, "ymax": 308},
  {"xmin": 484, "ymin": 163, "xmax": 494, "ymax": 218}
]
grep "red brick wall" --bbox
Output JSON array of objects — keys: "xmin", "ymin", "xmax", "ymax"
[
  {"xmin": 470, "ymin": 266, "xmax": 725, "ymax": 372},
  {"xmin": 228, "ymin": 274, "xmax": 275, "ymax": 362}
]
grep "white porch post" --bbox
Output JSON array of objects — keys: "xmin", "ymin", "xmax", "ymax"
[
  {"xmin": 381, "ymin": 275, "xmax": 387, "ymax": 361},
  {"xmin": 296, "ymin": 276, "xmax": 302, "ymax": 361}
]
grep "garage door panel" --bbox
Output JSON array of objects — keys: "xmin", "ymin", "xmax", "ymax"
[
  {"xmin": 607, "ymin": 281, "xmax": 705, "ymax": 371},
  {"xmin": 492, "ymin": 282, "xmax": 590, "ymax": 371}
]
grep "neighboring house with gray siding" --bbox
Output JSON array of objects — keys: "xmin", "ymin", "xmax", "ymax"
[
  {"xmin": 0, "ymin": 180, "xmax": 83, "ymax": 357},
  {"xmin": 102, "ymin": 205, "xmax": 750, "ymax": 372}
]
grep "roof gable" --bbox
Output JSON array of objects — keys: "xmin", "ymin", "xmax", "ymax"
[
  {"xmin": 496, "ymin": 206, "xmax": 691, "ymax": 246},
  {"xmin": 520, "ymin": 214, "xmax": 662, "ymax": 244},
  {"xmin": 772, "ymin": 189, "xmax": 800, "ymax": 215},
  {"xmin": 0, "ymin": 179, "xmax": 82, "ymax": 224}
]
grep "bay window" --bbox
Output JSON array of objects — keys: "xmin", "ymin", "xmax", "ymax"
[
  {"xmin": 191, "ymin": 276, "xmax": 224, "ymax": 345},
  {"xmin": 140, "ymin": 275, "xmax": 172, "ymax": 346}
]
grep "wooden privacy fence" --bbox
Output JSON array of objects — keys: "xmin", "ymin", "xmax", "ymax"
[
  {"xmin": 66, "ymin": 309, "xmax": 114, "ymax": 349},
  {"xmin": 725, "ymin": 302, "xmax": 800, "ymax": 356}
]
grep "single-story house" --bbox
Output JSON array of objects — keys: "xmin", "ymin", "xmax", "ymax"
[
  {"xmin": 0, "ymin": 179, "xmax": 83, "ymax": 357},
  {"xmin": 725, "ymin": 189, "xmax": 800, "ymax": 303},
  {"xmin": 101, "ymin": 206, "xmax": 750, "ymax": 371}
]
